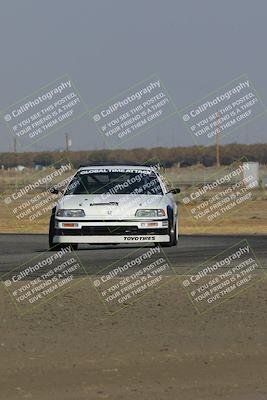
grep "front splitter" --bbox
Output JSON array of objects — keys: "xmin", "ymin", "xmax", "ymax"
[{"xmin": 53, "ymin": 235, "xmax": 170, "ymax": 244}]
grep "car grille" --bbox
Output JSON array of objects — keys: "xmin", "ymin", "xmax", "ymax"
[{"xmin": 56, "ymin": 226, "xmax": 168, "ymax": 236}]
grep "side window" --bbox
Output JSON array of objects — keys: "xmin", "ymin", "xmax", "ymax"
[
  {"xmin": 157, "ymin": 174, "xmax": 168, "ymax": 194},
  {"xmin": 65, "ymin": 174, "xmax": 80, "ymax": 195}
]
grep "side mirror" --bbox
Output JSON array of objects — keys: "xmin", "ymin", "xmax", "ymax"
[
  {"xmin": 167, "ymin": 188, "xmax": 180, "ymax": 194},
  {"xmin": 49, "ymin": 187, "xmax": 60, "ymax": 194}
]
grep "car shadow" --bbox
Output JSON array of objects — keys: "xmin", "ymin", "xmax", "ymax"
[{"xmin": 35, "ymin": 244, "xmax": 156, "ymax": 253}]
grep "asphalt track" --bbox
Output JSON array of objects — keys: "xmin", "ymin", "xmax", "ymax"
[{"xmin": 0, "ymin": 233, "xmax": 266, "ymax": 275}]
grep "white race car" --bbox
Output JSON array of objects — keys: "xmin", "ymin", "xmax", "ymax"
[{"xmin": 49, "ymin": 165, "xmax": 180, "ymax": 250}]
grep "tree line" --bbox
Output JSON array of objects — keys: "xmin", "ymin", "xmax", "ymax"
[{"xmin": 0, "ymin": 143, "xmax": 266, "ymax": 169}]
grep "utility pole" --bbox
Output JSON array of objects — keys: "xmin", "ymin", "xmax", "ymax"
[
  {"xmin": 14, "ymin": 137, "xmax": 17, "ymax": 153},
  {"xmin": 65, "ymin": 132, "xmax": 69, "ymax": 152},
  {"xmin": 216, "ymin": 112, "xmax": 221, "ymax": 167}
]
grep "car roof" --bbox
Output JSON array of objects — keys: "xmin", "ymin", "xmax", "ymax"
[{"xmin": 77, "ymin": 165, "xmax": 157, "ymax": 171}]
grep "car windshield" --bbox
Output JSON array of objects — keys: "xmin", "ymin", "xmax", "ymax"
[{"xmin": 65, "ymin": 169, "xmax": 163, "ymax": 195}]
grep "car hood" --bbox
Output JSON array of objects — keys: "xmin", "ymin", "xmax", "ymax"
[{"xmin": 57, "ymin": 194, "xmax": 169, "ymax": 219}]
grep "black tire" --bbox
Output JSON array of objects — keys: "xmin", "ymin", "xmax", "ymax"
[
  {"xmin": 159, "ymin": 223, "xmax": 177, "ymax": 247},
  {"xmin": 48, "ymin": 213, "xmax": 78, "ymax": 251},
  {"xmin": 157, "ymin": 206, "xmax": 178, "ymax": 248},
  {"xmin": 48, "ymin": 213, "xmax": 56, "ymax": 249}
]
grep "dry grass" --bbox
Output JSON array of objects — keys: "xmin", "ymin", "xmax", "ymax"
[{"xmin": 179, "ymin": 200, "xmax": 267, "ymax": 235}]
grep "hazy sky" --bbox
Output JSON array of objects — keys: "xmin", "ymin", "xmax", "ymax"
[{"xmin": 0, "ymin": 0, "xmax": 267, "ymax": 152}]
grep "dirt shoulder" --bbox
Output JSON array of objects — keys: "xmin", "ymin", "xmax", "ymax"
[{"xmin": 1, "ymin": 277, "xmax": 267, "ymax": 400}]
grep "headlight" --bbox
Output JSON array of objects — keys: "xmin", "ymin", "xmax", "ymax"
[
  {"xmin": 56, "ymin": 209, "xmax": 85, "ymax": 217},
  {"xmin": 135, "ymin": 209, "xmax": 166, "ymax": 217}
]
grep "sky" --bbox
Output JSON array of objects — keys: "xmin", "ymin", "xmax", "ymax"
[{"xmin": 0, "ymin": 0, "xmax": 267, "ymax": 152}]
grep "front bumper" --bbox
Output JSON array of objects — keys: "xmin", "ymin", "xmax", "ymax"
[{"xmin": 53, "ymin": 218, "xmax": 170, "ymax": 244}]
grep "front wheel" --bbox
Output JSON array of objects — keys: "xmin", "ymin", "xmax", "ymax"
[
  {"xmin": 49, "ymin": 213, "xmax": 56, "ymax": 249},
  {"xmin": 159, "ymin": 220, "xmax": 178, "ymax": 247},
  {"xmin": 157, "ymin": 208, "xmax": 178, "ymax": 248}
]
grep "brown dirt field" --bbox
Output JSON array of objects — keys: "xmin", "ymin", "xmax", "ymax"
[{"xmin": 0, "ymin": 277, "xmax": 267, "ymax": 400}]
